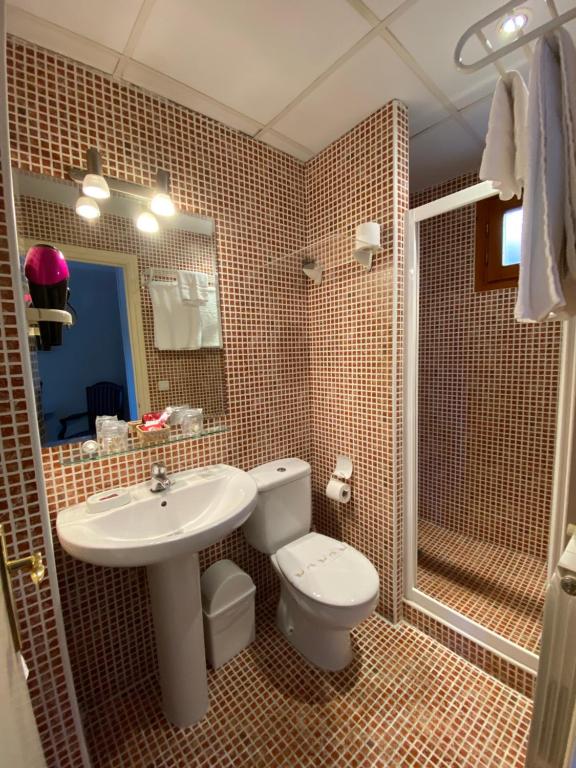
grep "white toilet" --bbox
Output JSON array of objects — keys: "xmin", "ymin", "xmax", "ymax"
[{"xmin": 243, "ymin": 458, "xmax": 379, "ymax": 671}]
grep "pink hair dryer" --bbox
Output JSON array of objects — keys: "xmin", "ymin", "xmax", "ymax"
[{"xmin": 24, "ymin": 244, "xmax": 70, "ymax": 350}]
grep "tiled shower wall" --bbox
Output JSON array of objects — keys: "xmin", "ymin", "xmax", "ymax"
[
  {"xmin": 4, "ymin": 36, "xmax": 408, "ymax": 765},
  {"xmin": 411, "ymin": 173, "xmax": 562, "ymax": 561},
  {"xmin": 306, "ymin": 103, "xmax": 408, "ymax": 620}
]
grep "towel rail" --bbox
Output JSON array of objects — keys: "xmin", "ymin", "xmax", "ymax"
[
  {"xmin": 454, "ymin": 0, "xmax": 576, "ymax": 73},
  {"xmin": 141, "ymin": 267, "xmax": 216, "ymax": 288}
]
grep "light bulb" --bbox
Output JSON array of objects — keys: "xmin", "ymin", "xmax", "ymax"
[
  {"xmin": 82, "ymin": 173, "xmax": 110, "ymax": 200},
  {"xmin": 150, "ymin": 191, "xmax": 176, "ymax": 217},
  {"xmin": 75, "ymin": 195, "xmax": 100, "ymax": 220},
  {"xmin": 500, "ymin": 12, "xmax": 528, "ymax": 36},
  {"xmin": 136, "ymin": 211, "xmax": 159, "ymax": 233}
]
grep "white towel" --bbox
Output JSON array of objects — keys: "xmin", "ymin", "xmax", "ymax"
[
  {"xmin": 148, "ymin": 281, "xmax": 202, "ymax": 350},
  {"xmin": 515, "ymin": 31, "xmax": 576, "ymax": 322},
  {"xmin": 177, "ymin": 271, "xmax": 211, "ymax": 305},
  {"xmin": 556, "ymin": 29, "xmax": 576, "ymax": 282},
  {"xmin": 479, "ymin": 71, "xmax": 528, "ymax": 201},
  {"xmin": 199, "ymin": 289, "xmax": 222, "ymax": 348}
]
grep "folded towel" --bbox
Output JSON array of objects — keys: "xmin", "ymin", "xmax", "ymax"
[
  {"xmin": 199, "ymin": 289, "xmax": 222, "ymax": 348},
  {"xmin": 479, "ymin": 71, "xmax": 528, "ymax": 201},
  {"xmin": 177, "ymin": 271, "xmax": 213, "ymax": 305},
  {"xmin": 515, "ymin": 32, "xmax": 576, "ymax": 322},
  {"xmin": 148, "ymin": 281, "xmax": 202, "ymax": 350}
]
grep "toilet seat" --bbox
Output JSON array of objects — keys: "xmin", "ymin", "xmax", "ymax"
[{"xmin": 275, "ymin": 532, "xmax": 379, "ymax": 608}]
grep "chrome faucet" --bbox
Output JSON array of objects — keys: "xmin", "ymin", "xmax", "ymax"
[{"xmin": 150, "ymin": 461, "xmax": 173, "ymax": 493}]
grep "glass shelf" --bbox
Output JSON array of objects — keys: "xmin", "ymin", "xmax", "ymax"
[{"xmin": 57, "ymin": 424, "xmax": 228, "ymax": 466}]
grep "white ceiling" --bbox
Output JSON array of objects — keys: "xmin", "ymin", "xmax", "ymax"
[{"xmin": 6, "ymin": 0, "xmax": 576, "ymax": 191}]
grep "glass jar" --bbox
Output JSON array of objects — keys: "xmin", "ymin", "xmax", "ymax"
[
  {"xmin": 181, "ymin": 408, "xmax": 203, "ymax": 437},
  {"xmin": 100, "ymin": 419, "xmax": 129, "ymax": 454},
  {"xmin": 96, "ymin": 414, "xmax": 117, "ymax": 443}
]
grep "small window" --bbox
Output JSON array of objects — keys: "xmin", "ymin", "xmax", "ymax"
[{"xmin": 475, "ymin": 196, "xmax": 522, "ymax": 291}]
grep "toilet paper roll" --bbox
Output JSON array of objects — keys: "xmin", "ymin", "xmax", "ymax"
[{"xmin": 326, "ymin": 478, "xmax": 351, "ymax": 504}]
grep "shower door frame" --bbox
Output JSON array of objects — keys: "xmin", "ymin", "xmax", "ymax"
[{"xmin": 404, "ymin": 180, "xmax": 576, "ymax": 675}]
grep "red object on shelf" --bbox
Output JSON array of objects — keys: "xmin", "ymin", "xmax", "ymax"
[
  {"xmin": 142, "ymin": 412, "xmax": 162, "ymax": 423},
  {"xmin": 139, "ymin": 423, "xmax": 164, "ymax": 432}
]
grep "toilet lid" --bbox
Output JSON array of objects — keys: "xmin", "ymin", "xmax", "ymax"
[{"xmin": 275, "ymin": 533, "xmax": 379, "ymax": 607}]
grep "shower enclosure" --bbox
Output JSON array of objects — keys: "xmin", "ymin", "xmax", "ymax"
[{"xmin": 404, "ymin": 180, "xmax": 576, "ymax": 673}]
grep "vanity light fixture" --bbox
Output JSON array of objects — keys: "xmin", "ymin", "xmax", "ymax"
[
  {"xmin": 136, "ymin": 210, "xmax": 160, "ymax": 234},
  {"xmin": 151, "ymin": 169, "xmax": 176, "ymax": 217},
  {"xmin": 69, "ymin": 152, "xmax": 177, "ymax": 233},
  {"xmin": 81, "ymin": 148, "xmax": 110, "ymax": 200},
  {"xmin": 75, "ymin": 195, "xmax": 101, "ymax": 220}
]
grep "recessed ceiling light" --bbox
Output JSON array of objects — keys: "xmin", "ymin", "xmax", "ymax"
[{"xmin": 499, "ymin": 11, "xmax": 529, "ymax": 37}]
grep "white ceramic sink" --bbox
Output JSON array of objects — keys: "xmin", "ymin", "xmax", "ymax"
[
  {"xmin": 56, "ymin": 463, "xmax": 258, "ymax": 729},
  {"xmin": 57, "ymin": 464, "xmax": 257, "ymax": 567}
]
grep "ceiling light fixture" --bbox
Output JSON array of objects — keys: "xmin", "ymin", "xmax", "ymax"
[
  {"xmin": 82, "ymin": 148, "xmax": 110, "ymax": 200},
  {"xmin": 150, "ymin": 169, "xmax": 176, "ymax": 217},
  {"xmin": 75, "ymin": 195, "xmax": 100, "ymax": 220},
  {"xmin": 136, "ymin": 211, "xmax": 159, "ymax": 234},
  {"xmin": 499, "ymin": 11, "xmax": 529, "ymax": 36}
]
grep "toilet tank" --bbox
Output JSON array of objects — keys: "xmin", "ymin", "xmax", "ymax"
[{"xmin": 243, "ymin": 458, "xmax": 312, "ymax": 555}]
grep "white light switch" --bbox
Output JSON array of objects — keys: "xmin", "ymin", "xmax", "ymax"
[{"xmin": 158, "ymin": 380, "xmax": 170, "ymax": 391}]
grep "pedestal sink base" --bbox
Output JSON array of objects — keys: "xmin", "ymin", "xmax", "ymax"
[
  {"xmin": 147, "ymin": 552, "xmax": 208, "ymax": 727},
  {"xmin": 57, "ymin": 464, "xmax": 258, "ymax": 727}
]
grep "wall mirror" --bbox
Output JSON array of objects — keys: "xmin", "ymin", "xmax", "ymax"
[{"xmin": 14, "ymin": 170, "xmax": 227, "ymax": 451}]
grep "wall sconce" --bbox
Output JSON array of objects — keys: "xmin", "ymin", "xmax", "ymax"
[
  {"xmin": 354, "ymin": 222, "xmax": 381, "ymax": 271},
  {"xmin": 151, "ymin": 169, "xmax": 176, "ymax": 217},
  {"xmin": 136, "ymin": 210, "xmax": 160, "ymax": 233},
  {"xmin": 75, "ymin": 195, "xmax": 100, "ymax": 220},
  {"xmin": 81, "ymin": 148, "xmax": 110, "ymax": 200}
]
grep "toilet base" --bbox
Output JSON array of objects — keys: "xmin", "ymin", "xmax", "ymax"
[{"xmin": 276, "ymin": 583, "xmax": 353, "ymax": 671}]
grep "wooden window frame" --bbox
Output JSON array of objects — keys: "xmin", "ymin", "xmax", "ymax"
[{"xmin": 475, "ymin": 196, "xmax": 521, "ymax": 291}]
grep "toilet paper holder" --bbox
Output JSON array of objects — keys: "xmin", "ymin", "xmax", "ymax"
[
  {"xmin": 332, "ymin": 455, "xmax": 353, "ymax": 481},
  {"xmin": 326, "ymin": 455, "xmax": 353, "ymax": 504}
]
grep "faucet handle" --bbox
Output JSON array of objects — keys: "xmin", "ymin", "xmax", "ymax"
[{"xmin": 152, "ymin": 461, "xmax": 168, "ymax": 477}]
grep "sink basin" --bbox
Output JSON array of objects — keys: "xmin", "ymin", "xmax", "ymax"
[
  {"xmin": 57, "ymin": 464, "xmax": 258, "ymax": 567},
  {"xmin": 56, "ymin": 463, "xmax": 258, "ymax": 729}
]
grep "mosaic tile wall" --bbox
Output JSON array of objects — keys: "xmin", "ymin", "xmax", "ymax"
[
  {"xmin": 6, "ymin": 36, "xmax": 410, "ymax": 765},
  {"xmin": 0, "ymin": 104, "xmax": 86, "ymax": 768},
  {"xmin": 305, "ymin": 102, "xmax": 408, "ymax": 620},
  {"xmin": 6, "ymin": 34, "xmax": 308, "ymax": 757},
  {"xmin": 16, "ymin": 188, "xmax": 226, "ymax": 417},
  {"xmin": 411, "ymin": 172, "xmax": 562, "ymax": 561}
]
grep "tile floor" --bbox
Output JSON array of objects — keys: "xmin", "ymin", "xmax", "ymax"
[
  {"xmin": 417, "ymin": 520, "xmax": 546, "ymax": 654},
  {"xmin": 83, "ymin": 604, "xmax": 532, "ymax": 767}
]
